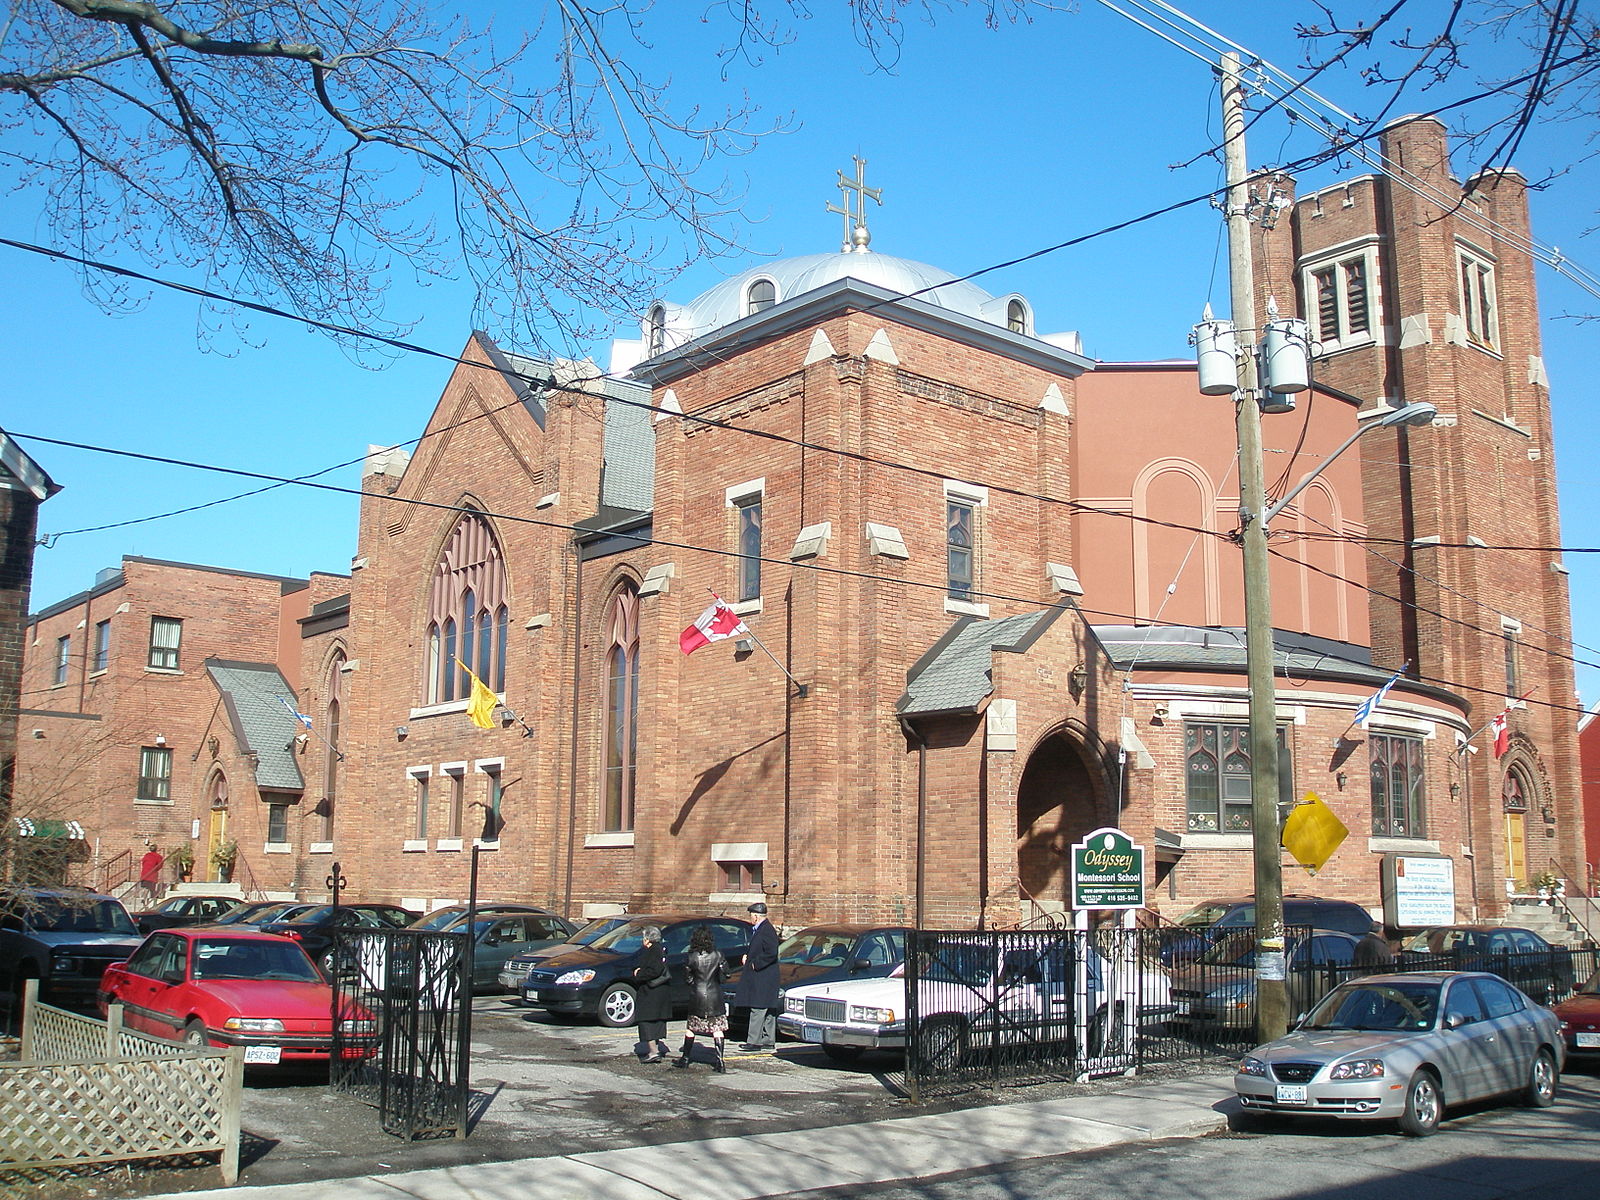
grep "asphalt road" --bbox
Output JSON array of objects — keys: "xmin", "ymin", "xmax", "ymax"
[{"xmin": 764, "ymin": 1066, "xmax": 1600, "ymax": 1200}]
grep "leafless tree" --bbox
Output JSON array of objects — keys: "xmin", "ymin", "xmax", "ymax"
[{"xmin": 0, "ymin": 1, "xmax": 783, "ymax": 356}]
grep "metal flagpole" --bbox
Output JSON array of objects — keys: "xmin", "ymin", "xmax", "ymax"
[
  {"xmin": 1453, "ymin": 688, "xmax": 1537, "ymax": 756},
  {"xmin": 705, "ymin": 589, "xmax": 807, "ymax": 697},
  {"xmin": 275, "ymin": 695, "xmax": 344, "ymax": 761}
]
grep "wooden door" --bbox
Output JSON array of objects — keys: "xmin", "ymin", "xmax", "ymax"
[{"xmin": 1503, "ymin": 811, "xmax": 1527, "ymax": 890}]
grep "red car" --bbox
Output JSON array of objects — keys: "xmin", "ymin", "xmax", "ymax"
[
  {"xmin": 1553, "ymin": 966, "xmax": 1600, "ymax": 1062},
  {"xmin": 98, "ymin": 928, "xmax": 373, "ymax": 1065}
]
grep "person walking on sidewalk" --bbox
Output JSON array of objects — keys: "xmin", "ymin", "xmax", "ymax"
[
  {"xmin": 633, "ymin": 925, "xmax": 672, "ymax": 1062},
  {"xmin": 674, "ymin": 925, "xmax": 729, "ymax": 1072},
  {"xmin": 736, "ymin": 901, "xmax": 779, "ymax": 1051}
]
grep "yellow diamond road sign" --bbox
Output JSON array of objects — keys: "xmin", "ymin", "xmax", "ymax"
[{"xmin": 1281, "ymin": 791, "xmax": 1348, "ymax": 874}]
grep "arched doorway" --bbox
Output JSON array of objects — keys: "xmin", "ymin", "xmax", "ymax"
[
  {"xmin": 1016, "ymin": 729, "xmax": 1108, "ymax": 913},
  {"xmin": 206, "ymin": 771, "xmax": 230, "ymax": 882},
  {"xmin": 1502, "ymin": 765, "xmax": 1531, "ymax": 890}
]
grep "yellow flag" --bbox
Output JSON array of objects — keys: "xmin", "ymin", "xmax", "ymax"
[
  {"xmin": 1281, "ymin": 791, "xmax": 1348, "ymax": 874},
  {"xmin": 456, "ymin": 659, "xmax": 499, "ymax": 730}
]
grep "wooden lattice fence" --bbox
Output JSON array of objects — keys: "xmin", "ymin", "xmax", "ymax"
[{"xmin": 0, "ymin": 981, "xmax": 242, "ymax": 1184}]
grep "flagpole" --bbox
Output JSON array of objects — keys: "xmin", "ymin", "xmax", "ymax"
[
  {"xmin": 275, "ymin": 695, "xmax": 344, "ymax": 761},
  {"xmin": 1341, "ymin": 661, "xmax": 1408, "ymax": 738},
  {"xmin": 1452, "ymin": 687, "xmax": 1537, "ymax": 757},
  {"xmin": 454, "ymin": 657, "xmax": 536, "ymax": 737},
  {"xmin": 706, "ymin": 589, "xmax": 807, "ymax": 697}
]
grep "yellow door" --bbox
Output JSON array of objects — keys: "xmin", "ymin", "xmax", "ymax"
[{"xmin": 1504, "ymin": 811, "xmax": 1527, "ymax": 890}]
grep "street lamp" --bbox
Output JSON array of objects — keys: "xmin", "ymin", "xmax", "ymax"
[{"xmin": 1264, "ymin": 402, "xmax": 1438, "ymax": 522}]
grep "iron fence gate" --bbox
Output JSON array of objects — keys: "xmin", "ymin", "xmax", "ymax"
[{"xmin": 329, "ymin": 928, "xmax": 473, "ymax": 1139}]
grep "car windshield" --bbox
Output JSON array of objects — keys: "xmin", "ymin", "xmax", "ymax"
[
  {"xmin": 1198, "ymin": 932, "xmax": 1264, "ymax": 967},
  {"xmin": 213, "ymin": 902, "xmax": 276, "ymax": 924},
  {"xmin": 920, "ymin": 945, "xmax": 998, "ymax": 986},
  {"xmin": 589, "ymin": 922, "xmax": 661, "ymax": 954},
  {"xmin": 1400, "ymin": 928, "xmax": 1484, "ymax": 955},
  {"xmin": 283, "ymin": 905, "xmax": 334, "ymax": 924},
  {"xmin": 1177, "ymin": 902, "xmax": 1233, "ymax": 929},
  {"xmin": 778, "ymin": 932, "xmax": 858, "ymax": 966},
  {"xmin": 411, "ymin": 908, "xmax": 468, "ymax": 931},
  {"xmin": 191, "ymin": 938, "xmax": 323, "ymax": 982},
  {"xmin": 29, "ymin": 898, "xmax": 137, "ymax": 935},
  {"xmin": 572, "ymin": 917, "xmax": 629, "ymax": 944},
  {"xmin": 1301, "ymin": 981, "xmax": 1441, "ymax": 1031}
]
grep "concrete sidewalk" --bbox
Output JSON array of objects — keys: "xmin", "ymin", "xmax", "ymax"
[{"xmin": 153, "ymin": 1074, "xmax": 1238, "ymax": 1200}]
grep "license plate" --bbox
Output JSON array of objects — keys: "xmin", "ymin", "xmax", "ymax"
[
  {"xmin": 1275, "ymin": 1084, "xmax": 1308, "ymax": 1103},
  {"xmin": 1577, "ymin": 1032, "xmax": 1600, "ymax": 1048},
  {"xmin": 802, "ymin": 1024, "xmax": 825, "ymax": 1043},
  {"xmin": 244, "ymin": 1045, "xmax": 282, "ymax": 1064}
]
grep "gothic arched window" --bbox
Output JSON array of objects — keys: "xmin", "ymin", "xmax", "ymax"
[
  {"xmin": 322, "ymin": 652, "xmax": 344, "ymax": 841},
  {"xmin": 646, "ymin": 304, "xmax": 667, "ymax": 357},
  {"xmin": 1007, "ymin": 299, "xmax": 1028, "ymax": 335},
  {"xmin": 426, "ymin": 513, "xmax": 509, "ymax": 704},
  {"xmin": 602, "ymin": 585, "xmax": 641, "ymax": 832}
]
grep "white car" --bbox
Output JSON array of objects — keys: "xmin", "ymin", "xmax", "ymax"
[{"xmin": 778, "ymin": 939, "xmax": 1174, "ymax": 1067}]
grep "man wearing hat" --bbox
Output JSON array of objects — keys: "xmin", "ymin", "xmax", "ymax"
[{"xmin": 734, "ymin": 901, "xmax": 779, "ymax": 1051}]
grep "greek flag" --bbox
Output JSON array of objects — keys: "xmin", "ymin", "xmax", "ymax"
[{"xmin": 1353, "ymin": 665, "xmax": 1406, "ymax": 728}]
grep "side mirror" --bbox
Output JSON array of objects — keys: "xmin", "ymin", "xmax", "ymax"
[
  {"xmin": 160, "ymin": 966, "xmax": 186, "ymax": 985},
  {"xmin": 852, "ymin": 958, "xmax": 872, "ymax": 972},
  {"xmin": 1444, "ymin": 1012, "xmax": 1469, "ymax": 1029}
]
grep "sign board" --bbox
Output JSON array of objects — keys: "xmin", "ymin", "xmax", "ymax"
[
  {"xmin": 1071, "ymin": 827, "xmax": 1146, "ymax": 910},
  {"xmin": 1281, "ymin": 791, "xmax": 1348, "ymax": 874},
  {"xmin": 1381, "ymin": 854, "xmax": 1456, "ymax": 928}
]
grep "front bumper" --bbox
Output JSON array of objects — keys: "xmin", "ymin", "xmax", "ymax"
[
  {"xmin": 777, "ymin": 1014, "xmax": 904, "ymax": 1050},
  {"xmin": 1235, "ymin": 1073, "xmax": 1405, "ymax": 1119},
  {"xmin": 524, "ymin": 985, "xmax": 597, "ymax": 1014}
]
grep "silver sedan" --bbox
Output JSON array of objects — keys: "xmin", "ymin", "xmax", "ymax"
[{"xmin": 1234, "ymin": 971, "xmax": 1564, "ymax": 1135}]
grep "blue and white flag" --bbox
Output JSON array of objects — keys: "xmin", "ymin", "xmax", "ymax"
[
  {"xmin": 1353, "ymin": 665, "xmax": 1406, "ymax": 728},
  {"xmin": 275, "ymin": 695, "xmax": 314, "ymax": 729}
]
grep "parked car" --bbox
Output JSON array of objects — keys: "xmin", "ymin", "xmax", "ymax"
[
  {"xmin": 499, "ymin": 914, "xmax": 633, "ymax": 996},
  {"xmin": 257, "ymin": 903, "xmax": 417, "ymax": 969},
  {"xmin": 1, "ymin": 886, "xmax": 144, "ymax": 1009},
  {"xmin": 722, "ymin": 924, "xmax": 908, "ymax": 1038},
  {"xmin": 408, "ymin": 902, "xmax": 565, "ymax": 933},
  {"xmin": 206, "ymin": 900, "xmax": 317, "ymax": 928},
  {"xmin": 1160, "ymin": 894, "xmax": 1375, "ymax": 966},
  {"xmin": 131, "ymin": 894, "xmax": 240, "ymax": 935},
  {"xmin": 778, "ymin": 938, "xmax": 1175, "ymax": 1065},
  {"xmin": 97, "ymin": 927, "xmax": 374, "ymax": 1065},
  {"xmin": 1235, "ymin": 970, "xmax": 1564, "ymax": 1135},
  {"xmin": 1397, "ymin": 925, "xmax": 1574, "ymax": 1004},
  {"xmin": 521, "ymin": 914, "xmax": 751, "ymax": 1027},
  {"xmin": 1169, "ymin": 930, "xmax": 1361, "ymax": 1028},
  {"xmin": 434, "ymin": 910, "xmax": 579, "ymax": 991},
  {"xmin": 1551, "ymin": 965, "xmax": 1600, "ymax": 1062}
]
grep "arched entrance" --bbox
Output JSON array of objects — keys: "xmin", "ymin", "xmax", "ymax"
[
  {"xmin": 1016, "ymin": 729, "xmax": 1108, "ymax": 912},
  {"xmin": 206, "ymin": 771, "xmax": 230, "ymax": 882},
  {"xmin": 1502, "ymin": 764, "xmax": 1531, "ymax": 890}
]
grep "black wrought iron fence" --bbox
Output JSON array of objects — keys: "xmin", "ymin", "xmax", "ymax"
[
  {"xmin": 1313, "ymin": 945, "xmax": 1600, "ymax": 1009},
  {"xmin": 329, "ymin": 928, "xmax": 472, "ymax": 1140}
]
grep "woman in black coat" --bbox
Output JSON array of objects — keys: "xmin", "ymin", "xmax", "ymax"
[
  {"xmin": 632, "ymin": 925, "xmax": 672, "ymax": 1062},
  {"xmin": 674, "ymin": 925, "xmax": 728, "ymax": 1072}
]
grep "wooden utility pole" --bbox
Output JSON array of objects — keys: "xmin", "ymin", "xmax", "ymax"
[{"xmin": 1220, "ymin": 51, "xmax": 1289, "ymax": 1042}]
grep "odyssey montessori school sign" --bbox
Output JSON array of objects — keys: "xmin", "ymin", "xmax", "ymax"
[{"xmin": 1071, "ymin": 827, "xmax": 1146, "ymax": 910}]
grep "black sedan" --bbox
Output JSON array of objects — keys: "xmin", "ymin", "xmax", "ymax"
[
  {"xmin": 499, "ymin": 914, "xmax": 632, "ymax": 995},
  {"xmin": 522, "ymin": 914, "xmax": 750, "ymax": 1027},
  {"xmin": 131, "ymin": 894, "xmax": 241, "ymax": 935},
  {"xmin": 408, "ymin": 901, "xmax": 565, "ymax": 933},
  {"xmin": 206, "ymin": 900, "xmax": 317, "ymax": 928},
  {"xmin": 257, "ymin": 903, "xmax": 417, "ymax": 969},
  {"xmin": 723, "ymin": 923, "xmax": 908, "ymax": 1036},
  {"xmin": 1398, "ymin": 925, "xmax": 1574, "ymax": 1003}
]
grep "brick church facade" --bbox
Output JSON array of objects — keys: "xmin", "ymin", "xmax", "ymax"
[{"xmin": 18, "ymin": 117, "xmax": 1584, "ymax": 926}]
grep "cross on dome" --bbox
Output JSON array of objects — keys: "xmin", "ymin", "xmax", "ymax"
[{"xmin": 826, "ymin": 156, "xmax": 882, "ymax": 253}]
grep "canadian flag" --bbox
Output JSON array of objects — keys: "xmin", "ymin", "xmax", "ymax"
[
  {"xmin": 679, "ymin": 597, "xmax": 748, "ymax": 655},
  {"xmin": 1490, "ymin": 711, "xmax": 1510, "ymax": 759}
]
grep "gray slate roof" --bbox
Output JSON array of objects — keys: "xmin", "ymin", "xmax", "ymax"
[
  {"xmin": 1090, "ymin": 625, "xmax": 1390, "ymax": 684},
  {"xmin": 205, "ymin": 660, "xmax": 307, "ymax": 792},
  {"xmin": 897, "ymin": 610, "xmax": 1055, "ymax": 717}
]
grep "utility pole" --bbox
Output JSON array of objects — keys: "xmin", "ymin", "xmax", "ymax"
[{"xmin": 1220, "ymin": 51, "xmax": 1289, "ymax": 1042}]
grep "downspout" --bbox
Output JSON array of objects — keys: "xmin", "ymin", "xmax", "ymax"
[
  {"xmin": 562, "ymin": 548, "xmax": 584, "ymax": 918},
  {"xmin": 899, "ymin": 715, "xmax": 927, "ymax": 929}
]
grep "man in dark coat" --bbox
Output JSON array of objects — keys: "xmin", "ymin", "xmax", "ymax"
[{"xmin": 735, "ymin": 901, "xmax": 779, "ymax": 1050}]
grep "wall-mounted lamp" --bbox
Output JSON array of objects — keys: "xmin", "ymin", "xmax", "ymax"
[
  {"xmin": 154, "ymin": 734, "xmax": 167, "ymax": 746},
  {"xmin": 1151, "ymin": 704, "xmax": 1169, "ymax": 723},
  {"xmin": 31, "ymin": 728, "xmax": 45, "ymax": 739},
  {"xmin": 1449, "ymin": 782, "xmax": 1462, "ymax": 800},
  {"xmin": 395, "ymin": 725, "xmax": 409, "ymax": 741},
  {"xmin": 1068, "ymin": 662, "xmax": 1088, "ymax": 700},
  {"xmin": 1335, "ymin": 772, "xmax": 1347, "ymax": 791},
  {"xmin": 1541, "ymin": 805, "xmax": 1555, "ymax": 824}
]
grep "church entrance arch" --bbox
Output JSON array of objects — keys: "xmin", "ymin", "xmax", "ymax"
[{"xmin": 1015, "ymin": 728, "xmax": 1110, "ymax": 915}]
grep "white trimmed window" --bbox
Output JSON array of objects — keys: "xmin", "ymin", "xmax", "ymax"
[
  {"xmin": 138, "ymin": 746, "xmax": 172, "ymax": 801},
  {"xmin": 409, "ymin": 767, "xmax": 431, "ymax": 840},
  {"xmin": 1370, "ymin": 733, "xmax": 1426, "ymax": 838},
  {"xmin": 1006, "ymin": 298, "xmax": 1028, "ymax": 335},
  {"xmin": 1458, "ymin": 244, "xmax": 1499, "ymax": 351},
  {"xmin": 93, "ymin": 620, "xmax": 110, "ymax": 673},
  {"xmin": 1501, "ymin": 618, "xmax": 1522, "ymax": 699},
  {"xmin": 321, "ymin": 652, "xmax": 343, "ymax": 842},
  {"xmin": 602, "ymin": 585, "xmax": 640, "ymax": 833},
  {"xmin": 148, "ymin": 616, "xmax": 182, "ymax": 670},
  {"xmin": 1302, "ymin": 243, "xmax": 1378, "ymax": 353},
  {"xmin": 54, "ymin": 635, "xmax": 70, "ymax": 685},
  {"xmin": 443, "ymin": 763, "xmax": 466, "ymax": 838},
  {"xmin": 745, "ymin": 278, "xmax": 777, "ymax": 316},
  {"xmin": 726, "ymin": 478, "xmax": 764, "ymax": 606},
  {"xmin": 943, "ymin": 479, "xmax": 988, "ymax": 616},
  {"xmin": 475, "ymin": 759, "xmax": 505, "ymax": 842}
]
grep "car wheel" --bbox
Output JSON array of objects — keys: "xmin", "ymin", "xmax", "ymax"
[
  {"xmin": 1088, "ymin": 1003, "xmax": 1127, "ymax": 1057},
  {"xmin": 917, "ymin": 1016, "xmax": 968, "ymax": 1073},
  {"xmin": 1397, "ymin": 1069, "xmax": 1442, "ymax": 1136},
  {"xmin": 822, "ymin": 1044, "xmax": 865, "ymax": 1064},
  {"xmin": 597, "ymin": 982, "xmax": 637, "ymax": 1028},
  {"xmin": 1522, "ymin": 1049, "xmax": 1557, "ymax": 1108},
  {"xmin": 182, "ymin": 1020, "xmax": 210, "ymax": 1050}
]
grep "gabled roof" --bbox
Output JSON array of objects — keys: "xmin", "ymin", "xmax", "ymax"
[
  {"xmin": 0, "ymin": 427, "xmax": 60, "ymax": 501},
  {"xmin": 897, "ymin": 609, "xmax": 1065, "ymax": 718},
  {"xmin": 205, "ymin": 660, "xmax": 307, "ymax": 793}
]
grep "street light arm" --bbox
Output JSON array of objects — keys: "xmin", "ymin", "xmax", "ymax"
[{"xmin": 1263, "ymin": 402, "xmax": 1437, "ymax": 524}]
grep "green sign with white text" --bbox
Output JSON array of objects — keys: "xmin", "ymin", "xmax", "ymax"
[{"xmin": 1071, "ymin": 827, "xmax": 1146, "ymax": 910}]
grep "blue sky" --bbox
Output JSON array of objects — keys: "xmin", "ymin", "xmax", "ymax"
[{"xmin": 5, "ymin": 1, "xmax": 1598, "ymax": 710}]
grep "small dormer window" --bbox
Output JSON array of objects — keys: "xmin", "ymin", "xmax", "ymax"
[
  {"xmin": 1006, "ymin": 299, "xmax": 1027, "ymax": 335},
  {"xmin": 646, "ymin": 304, "xmax": 667, "ymax": 357},
  {"xmin": 746, "ymin": 279, "xmax": 776, "ymax": 315}
]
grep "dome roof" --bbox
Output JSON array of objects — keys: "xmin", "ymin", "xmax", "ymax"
[{"xmin": 672, "ymin": 251, "xmax": 1003, "ymax": 336}]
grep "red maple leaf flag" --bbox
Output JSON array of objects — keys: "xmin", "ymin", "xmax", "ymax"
[
  {"xmin": 1490, "ymin": 711, "xmax": 1510, "ymax": 759},
  {"xmin": 680, "ymin": 597, "xmax": 748, "ymax": 655}
]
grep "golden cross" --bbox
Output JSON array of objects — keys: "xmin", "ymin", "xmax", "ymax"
[{"xmin": 825, "ymin": 156, "xmax": 882, "ymax": 252}]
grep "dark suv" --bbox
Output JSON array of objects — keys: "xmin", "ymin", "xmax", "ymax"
[
  {"xmin": 1161, "ymin": 894, "xmax": 1375, "ymax": 965},
  {"xmin": 1, "ymin": 887, "xmax": 145, "ymax": 1009}
]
